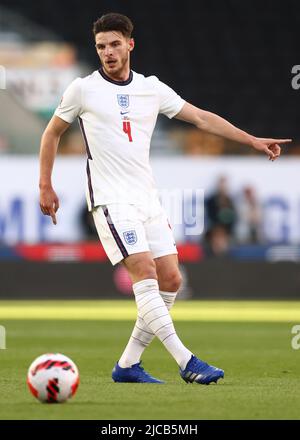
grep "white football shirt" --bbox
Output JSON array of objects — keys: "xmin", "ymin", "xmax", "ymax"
[{"xmin": 55, "ymin": 68, "xmax": 185, "ymax": 210}]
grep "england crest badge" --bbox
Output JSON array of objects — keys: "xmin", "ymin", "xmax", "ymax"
[
  {"xmin": 123, "ymin": 230, "xmax": 137, "ymax": 245},
  {"xmin": 117, "ymin": 94, "xmax": 130, "ymax": 109}
]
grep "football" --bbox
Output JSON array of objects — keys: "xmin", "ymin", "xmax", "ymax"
[{"xmin": 27, "ymin": 353, "xmax": 79, "ymax": 403}]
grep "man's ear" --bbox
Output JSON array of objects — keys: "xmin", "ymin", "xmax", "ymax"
[{"xmin": 129, "ymin": 38, "xmax": 135, "ymax": 51}]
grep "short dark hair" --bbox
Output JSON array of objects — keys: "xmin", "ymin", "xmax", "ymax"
[{"xmin": 93, "ymin": 13, "xmax": 133, "ymax": 38}]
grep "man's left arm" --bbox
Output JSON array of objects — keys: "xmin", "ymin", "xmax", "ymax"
[{"xmin": 175, "ymin": 102, "xmax": 291, "ymax": 160}]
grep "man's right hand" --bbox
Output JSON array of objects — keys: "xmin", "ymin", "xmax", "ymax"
[{"xmin": 39, "ymin": 185, "xmax": 60, "ymax": 225}]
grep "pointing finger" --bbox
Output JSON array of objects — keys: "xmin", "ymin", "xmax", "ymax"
[
  {"xmin": 49, "ymin": 208, "xmax": 57, "ymax": 225},
  {"xmin": 271, "ymin": 139, "xmax": 292, "ymax": 144}
]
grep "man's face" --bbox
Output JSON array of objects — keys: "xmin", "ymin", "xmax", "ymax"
[{"xmin": 95, "ymin": 31, "xmax": 134, "ymax": 76}]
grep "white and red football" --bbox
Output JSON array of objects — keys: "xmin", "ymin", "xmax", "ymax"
[{"xmin": 27, "ymin": 353, "xmax": 79, "ymax": 403}]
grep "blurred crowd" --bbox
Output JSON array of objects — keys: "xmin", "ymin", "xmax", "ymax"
[{"xmin": 203, "ymin": 176, "xmax": 262, "ymax": 257}]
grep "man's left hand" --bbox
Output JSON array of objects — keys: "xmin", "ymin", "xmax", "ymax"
[{"xmin": 251, "ymin": 137, "xmax": 292, "ymax": 161}]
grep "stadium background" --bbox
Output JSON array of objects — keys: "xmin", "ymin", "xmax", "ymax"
[{"xmin": 0, "ymin": 0, "xmax": 300, "ymax": 420}]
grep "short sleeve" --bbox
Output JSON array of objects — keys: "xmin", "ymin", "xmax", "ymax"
[
  {"xmin": 54, "ymin": 78, "xmax": 82, "ymax": 123},
  {"xmin": 150, "ymin": 76, "xmax": 185, "ymax": 119}
]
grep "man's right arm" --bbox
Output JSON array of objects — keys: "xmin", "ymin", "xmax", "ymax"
[{"xmin": 39, "ymin": 115, "xmax": 70, "ymax": 225}]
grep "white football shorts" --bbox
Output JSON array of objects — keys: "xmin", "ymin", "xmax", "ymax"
[{"xmin": 92, "ymin": 199, "xmax": 177, "ymax": 265}]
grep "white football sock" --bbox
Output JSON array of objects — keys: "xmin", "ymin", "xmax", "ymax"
[
  {"xmin": 132, "ymin": 279, "xmax": 192, "ymax": 369},
  {"xmin": 118, "ymin": 290, "xmax": 177, "ymax": 368}
]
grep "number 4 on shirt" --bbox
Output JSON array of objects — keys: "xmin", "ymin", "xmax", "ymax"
[{"xmin": 123, "ymin": 120, "xmax": 133, "ymax": 142}]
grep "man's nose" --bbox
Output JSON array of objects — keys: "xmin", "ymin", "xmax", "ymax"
[{"xmin": 104, "ymin": 46, "xmax": 113, "ymax": 56}]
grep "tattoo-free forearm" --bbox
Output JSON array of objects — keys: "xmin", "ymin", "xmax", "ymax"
[
  {"xmin": 197, "ymin": 110, "xmax": 255, "ymax": 146},
  {"xmin": 39, "ymin": 131, "xmax": 60, "ymax": 189}
]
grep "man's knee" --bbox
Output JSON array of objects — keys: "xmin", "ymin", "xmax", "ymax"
[
  {"xmin": 124, "ymin": 254, "xmax": 157, "ymax": 283},
  {"xmin": 159, "ymin": 270, "xmax": 182, "ymax": 292},
  {"xmin": 136, "ymin": 259, "xmax": 157, "ymax": 281}
]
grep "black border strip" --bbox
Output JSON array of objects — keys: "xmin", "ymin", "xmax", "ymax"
[
  {"xmin": 78, "ymin": 117, "xmax": 92, "ymax": 160},
  {"xmin": 102, "ymin": 206, "xmax": 129, "ymax": 258},
  {"xmin": 98, "ymin": 67, "xmax": 133, "ymax": 86},
  {"xmin": 78, "ymin": 117, "xmax": 94, "ymax": 209},
  {"xmin": 86, "ymin": 160, "xmax": 95, "ymax": 209},
  {"xmin": 0, "ymin": 420, "xmax": 296, "ymax": 437}
]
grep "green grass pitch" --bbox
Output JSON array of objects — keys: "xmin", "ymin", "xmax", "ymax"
[{"xmin": 0, "ymin": 300, "xmax": 299, "ymax": 420}]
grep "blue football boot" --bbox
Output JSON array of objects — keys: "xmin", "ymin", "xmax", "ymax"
[
  {"xmin": 180, "ymin": 355, "xmax": 224, "ymax": 385},
  {"xmin": 112, "ymin": 361, "xmax": 164, "ymax": 383}
]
